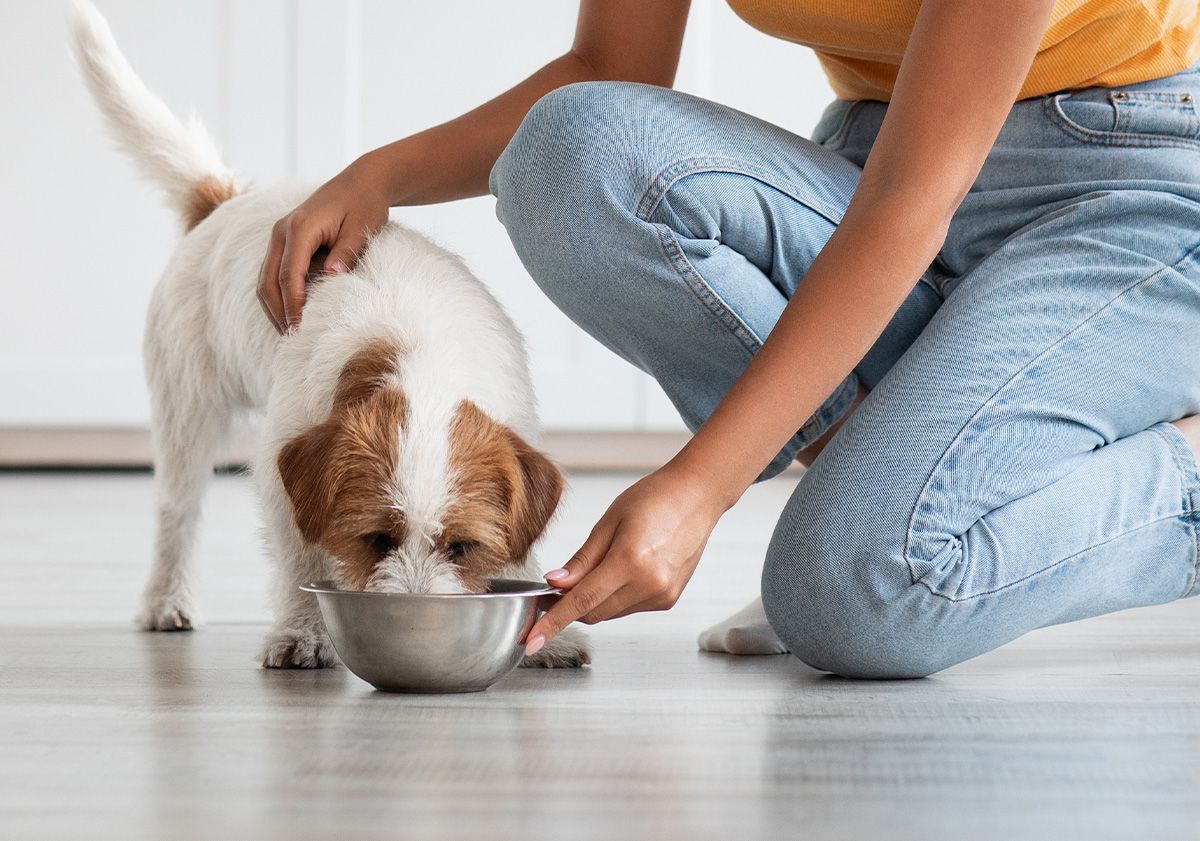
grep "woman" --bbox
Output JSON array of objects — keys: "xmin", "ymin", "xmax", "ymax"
[{"xmin": 259, "ymin": 0, "xmax": 1200, "ymax": 678}]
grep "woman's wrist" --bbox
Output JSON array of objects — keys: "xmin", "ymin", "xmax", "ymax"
[
  {"xmin": 349, "ymin": 145, "xmax": 415, "ymax": 207},
  {"xmin": 662, "ymin": 440, "xmax": 755, "ymax": 517}
]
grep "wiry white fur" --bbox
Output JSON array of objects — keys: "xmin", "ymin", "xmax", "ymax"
[
  {"xmin": 257, "ymin": 220, "xmax": 543, "ymax": 618},
  {"xmin": 70, "ymin": 3, "xmax": 587, "ymax": 670},
  {"xmin": 70, "ymin": 1, "xmax": 235, "ymax": 222}
]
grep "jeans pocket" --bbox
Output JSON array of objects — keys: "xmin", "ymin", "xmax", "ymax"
[{"xmin": 1048, "ymin": 88, "xmax": 1200, "ymax": 148}]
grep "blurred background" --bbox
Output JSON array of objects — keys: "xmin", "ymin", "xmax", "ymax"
[{"xmin": 0, "ymin": 0, "xmax": 835, "ymax": 467}]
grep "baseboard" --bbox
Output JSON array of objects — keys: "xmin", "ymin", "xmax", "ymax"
[
  {"xmin": 0, "ymin": 426, "xmax": 769, "ymax": 472},
  {"xmin": 0, "ymin": 427, "xmax": 169, "ymax": 468}
]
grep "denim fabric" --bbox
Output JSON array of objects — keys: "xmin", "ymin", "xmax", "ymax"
[{"xmin": 490, "ymin": 64, "xmax": 1200, "ymax": 678}]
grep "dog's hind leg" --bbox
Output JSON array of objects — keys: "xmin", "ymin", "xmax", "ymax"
[{"xmin": 139, "ymin": 339, "xmax": 230, "ymax": 632}]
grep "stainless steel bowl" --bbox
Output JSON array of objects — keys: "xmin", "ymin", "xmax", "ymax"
[{"xmin": 300, "ymin": 579, "xmax": 560, "ymax": 693}]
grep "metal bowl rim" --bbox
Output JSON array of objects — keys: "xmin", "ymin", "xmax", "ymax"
[{"xmin": 299, "ymin": 578, "xmax": 560, "ymax": 599}]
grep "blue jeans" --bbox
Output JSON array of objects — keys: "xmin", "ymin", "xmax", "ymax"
[{"xmin": 490, "ymin": 67, "xmax": 1200, "ymax": 678}]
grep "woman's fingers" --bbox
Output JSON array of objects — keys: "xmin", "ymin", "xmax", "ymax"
[
  {"xmin": 256, "ymin": 286, "xmax": 285, "ymax": 335},
  {"xmin": 257, "ymin": 226, "xmax": 287, "ymax": 333},
  {"xmin": 255, "ymin": 156, "xmax": 391, "ymax": 332},
  {"xmin": 277, "ymin": 218, "xmax": 323, "ymax": 331},
  {"xmin": 525, "ymin": 466, "xmax": 722, "ymax": 653},
  {"xmin": 528, "ymin": 546, "xmax": 682, "ymax": 653},
  {"xmin": 577, "ymin": 582, "xmax": 645, "ymax": 625},
  {"xmin": 583, "ymin": 552, "xmax": 689, "ymax": 623},
  {"xmin": 543, "ymin": 517, "xmax": 616, "ymax": 587},
  {"xmin": 605, "ymin": 590, "xmax": 679, "ymax": 621},
  {"xmin": 323, "ymin": 222, "xmax": 370, "ymax": 275},
  {"xmin": 525, "ymin": 559, "xmax": 625, "ymax": 655}
]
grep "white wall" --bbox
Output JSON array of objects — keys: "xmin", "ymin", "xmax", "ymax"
[{"xmin": 0, "ymin": 0, "xmax": 833, "ymax": 430}]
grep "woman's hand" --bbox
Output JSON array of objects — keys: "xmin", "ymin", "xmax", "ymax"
[
  {"xmin": 253, "ymin": 0, "xmax": 696, "ymax": 334},
  {"xmin": 257, "ymin": 156, "xmax": 391, "ymax": 333},
  {"xmin": 524, "ymin": 462, "xmax": 731, "ymax": 655}
]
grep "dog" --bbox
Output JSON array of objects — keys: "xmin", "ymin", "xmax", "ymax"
[{"xmin": 70, "ymin": 1, "xmax": 588, "ymax": 669}]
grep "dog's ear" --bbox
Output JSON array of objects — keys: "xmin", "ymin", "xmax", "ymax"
[
  {"xmin": 277, "ymin": 421, "xmax": 341, "ymax": 544},
  {"xmin": 504, "ymin": 430, "xmax": 564, "ymax": 561},
  {"xmin": 279, "ymin": 340, "xmax": 405, "ymax": 544},
  {"xmin": 448, "ymin": 401, "xmax": 564, "ymax": 561}
]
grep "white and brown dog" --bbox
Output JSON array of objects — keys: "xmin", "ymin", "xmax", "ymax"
[{"xmin": 71, "ymin": 1, "xmax": 587, "ymax": 669}]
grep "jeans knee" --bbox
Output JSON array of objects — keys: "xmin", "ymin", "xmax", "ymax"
[
  {"xmin": 491, "ymin": 81, "xmax": 647, "ymax": 221},
  {"xmin": 489, "ymin": 83, "xmax": 634, "ymax": 296},
  {"xmin": 491, "ymin": 81, "xmax": 679, "ymax": 323},
  {"xmin": 761, "ymin": 489, "xmax": 952, "ymax": 680}
]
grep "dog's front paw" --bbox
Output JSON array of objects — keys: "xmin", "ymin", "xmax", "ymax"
[
  {"xmin": 522, "ymin": 628, "xmax": 590, "ymax": 669},
  {"xmin": 260, "ymin": 627, "xmax": 338, "ymax": 669},
  {"xmin": 137, "ymin": 597, "xmax": 196, "ymax": 631}
]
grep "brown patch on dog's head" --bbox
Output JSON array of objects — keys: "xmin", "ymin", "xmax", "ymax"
[
  {"xmin": 277, "ymin": 339, "xmax": 408, "ymax": 589},
  {"xmin": 278, "ymin": 356, "xmax": 562, "ymax": 594},
  {"xmin": 183, "ymin": 175, "xmax": 241, "ymax": 231},
  {"xmin": 443, "ymin": 400, "xmax": 564, "ymax": 591}
]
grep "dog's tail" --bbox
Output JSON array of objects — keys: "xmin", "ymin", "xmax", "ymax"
[{"xmin": 69, "ymin": 1, "xmax": 240, "ymax": 231}]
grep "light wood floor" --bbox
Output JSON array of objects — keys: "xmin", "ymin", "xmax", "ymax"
[{"xmin": 1, "ymin": 471, "xmax": 1198, "ymax": 841}]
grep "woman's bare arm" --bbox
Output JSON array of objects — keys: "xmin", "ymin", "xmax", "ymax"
[
  {"xmin": 368, "ymin": 1, "xmax": 692, "ymax": 206},
  {"xmin": 525, "ymin": 0, "xmax": 1059, "ymax": 650},
  {"xmin": 258, "ymin": 0, "xmax": 692, "ymax": 332}
]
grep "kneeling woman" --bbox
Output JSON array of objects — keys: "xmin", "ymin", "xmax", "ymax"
[{"xmin": 259, "ymin": 0, "xmax": 1200, "ymax": 678}]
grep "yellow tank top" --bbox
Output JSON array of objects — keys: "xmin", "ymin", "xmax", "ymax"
[{"xmin": 726, "ymin": 0, "xmax": 1200, "ymax": 101}]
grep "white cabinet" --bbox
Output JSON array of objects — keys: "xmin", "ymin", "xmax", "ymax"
[{"xmin": 0, "ymin": 0, "xmax": 832, "ymax": 431}]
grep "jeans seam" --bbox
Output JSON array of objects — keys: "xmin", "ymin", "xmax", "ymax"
[
  {"xmin": 635, "ymin": 156, "xmax": 847, "ymax": 229},
  {"xmin": 1043, "ymin": 94, "xmax": 1200, "ymax": 150},
  {"xmin": 650, "ymin": 222, "xmax": 763, "ymax": 352},
  {"xmin": 647, "ymin": 219, "xmax": 855, "ymax": 449},
  {"xmin": 639, "ymin": 155, "xmax": 942, "ymax": 302},
  {"xmin": 903, "ymin": 238, "xmax": 1200, "ymax": 593},
  {"xmin": 638, "ymin": 156, "xmax": 927, "ymax": 449},
  {"xmin": 912, "ymin": 510, "xmax": 1197, "ymax": 603},
  {"xmin": 634, "ymin": 155, "xmax": 845, "ymax": 364},
  {"xmin": 1148, "ymin": 424, "xmax": 1200, "ymax": 596}
]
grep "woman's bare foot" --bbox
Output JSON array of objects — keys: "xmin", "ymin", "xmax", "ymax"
[{"xmin": 698, "ymin": 597, "xmax": 788, "ymax": 655}]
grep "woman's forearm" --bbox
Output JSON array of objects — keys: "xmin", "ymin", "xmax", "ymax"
[
  {"xmin": 669, "ymin": 191, "xmax": 949, "ymax": 506},
  {"xmin": 352, "ymin": 0, "xmax": 691, "ymax": 206},
  {"xmin": 666, "ymin": 0, "xmax": 1054, "ymax": 510}
]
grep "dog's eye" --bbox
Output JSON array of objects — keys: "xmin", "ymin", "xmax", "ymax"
[
  {"xmin": 446, "ymin": 541, "xmax": 477, "ymax": 561},
  {"xmin": 363, "ymin": 532, "xmax": 396, "ymax": 558}
]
